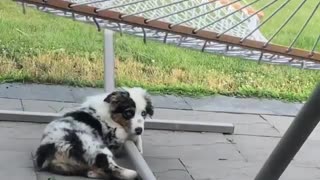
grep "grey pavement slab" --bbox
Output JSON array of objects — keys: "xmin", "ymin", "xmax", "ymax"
[
  {"xmin": 225, "ymin": 135, "xmax": 280, "ymax": 162},
  {"xmin": 0, "ymin": 83, "xmax": 306, "ymax": 116},
  {"xmin": 262, "ymin": 115, "xmax": 320, "ymax": 141},
  {"xmin": 22, "ymin": 99, "xmax": 80, "ymax": 113},
  {"xmin": 143, "ymin": 130, "xmax": 244, "ymax": 161},
  {"xmin": 154, "ymin": 108, "xmax": 280, "ymax": 137},
  {"xmin": 184, "ymin": 95, "xmax": 302, "ymax": 116},
  {"xmin": 291, "ymin": 139, "xmax": 320, "ymax": 167},
  {"xmin": 0, "ymin": 98, "xmax": 23, "ymax": 111},
  {"xmin": 182, "ymin": 159, "xmax": 260, "ymax": 180},
  {"xmin": 151, "ymin": 95, "xmax": 192, "ymax": 110},
  {"xmin": 0, "ymin": 121, "xmax": 46, "ymax": 139},
  {"xmin": 0, "ymin": 151, "xmax": 34, "ymax": 168},
  {"xmin": 0, "ymin": 83, "xmax": 75, "ymax": 102},
  {"xmin": 0, "ymin": 138, "xmax": 39, "ymax": 152},
  {"xmin": 145, "ymin": 157, "xmax": 193, "ymax": 180},
  {"xmin": 182, "ymin": 159, "xmax": 320, "ymax": 180},
  {"xmin": 0, "ymin": 167, "xmax": 37, "ymax": 180},
  {"xmin": 70, "ymin": 87, "xmax": 104, "ymax": 103}
]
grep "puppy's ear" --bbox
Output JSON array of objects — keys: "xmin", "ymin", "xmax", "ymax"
[
  {"xmin": 104, "ymin": 91, "xmax": 130, "ymax": 103},
  {"xmin": 145, "ymin": 95, "xmax": 154, "ymax": 117}
]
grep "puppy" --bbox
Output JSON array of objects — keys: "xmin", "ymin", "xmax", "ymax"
[
  {"xmin": 82, "ymin": 87, "xmax": 153, "ymax": 154},
  {"xmin": 35, "ymin": 87, "xmax": 153, "ymax": 179}
]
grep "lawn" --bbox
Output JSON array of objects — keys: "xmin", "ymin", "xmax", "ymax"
[
  {"xmin": 249, "ymin": 0, "xmax": 320, "ymax": 50},
  {"xmin": 0, "ymin": 0, "xmax": 320, "ymax": 102}
]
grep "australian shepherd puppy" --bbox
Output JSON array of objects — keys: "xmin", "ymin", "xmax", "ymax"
[{"xmin": 35, "ymin": 87, "xmax": 153, "ymax": 179}]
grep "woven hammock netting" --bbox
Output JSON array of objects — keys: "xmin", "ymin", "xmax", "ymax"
[{"xmin": 20, "ymin": 0, "xmax": 320, "ymax": 69}]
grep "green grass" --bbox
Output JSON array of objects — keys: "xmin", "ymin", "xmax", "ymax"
[
  {"xmin": 0, "ymin": 0, "xmax": 320, "ymax": 102},
  {"xmin": 249, "ymin": 0, "xmax": 320, "ymax": 51}
]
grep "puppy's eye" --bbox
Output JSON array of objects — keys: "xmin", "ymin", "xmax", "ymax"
[
  {"xmin": 141, "ymin": 111, "xmax": 147, "ymax": 117},
  {"xmin": 123, "ymin": 110, "xmax": 134, "ymax": 119}
]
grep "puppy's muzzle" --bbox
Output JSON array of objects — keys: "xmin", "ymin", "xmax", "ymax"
[{"xmin": 134, "ymin": 127, "xmax": 143, "ymax": 135}]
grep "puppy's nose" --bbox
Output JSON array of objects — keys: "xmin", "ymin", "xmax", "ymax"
[{"xmin": 135, "ymin": 127, "xmax": 143, "ymax": 135}]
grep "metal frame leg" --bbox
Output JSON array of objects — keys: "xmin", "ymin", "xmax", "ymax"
[
  {"xmin": 103, "ymin": 29, "xmax": 157, "ymax": 179},
  {"xmin": 255, "ymin": 83, "xmax": 320, "ymax": 180},
  {"xmin": 104, "ymin": 29, "xmax": 115, "ymax": 93}
]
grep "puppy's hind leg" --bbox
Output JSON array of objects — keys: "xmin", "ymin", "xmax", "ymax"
[{"xmin": 91, "ymin": 150, "xmax": 138, "ymax": 180}]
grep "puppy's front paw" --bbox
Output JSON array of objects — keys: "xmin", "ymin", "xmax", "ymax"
[{"xmin": 137, "ymin": 146, "xmax": 143, "ymax": 154}]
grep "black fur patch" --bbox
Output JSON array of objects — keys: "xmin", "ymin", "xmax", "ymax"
[
  {"xmin": 36, "ymin": 143, "xmax": 56, "ymax": 168},
  {"xmin": 145, "ymin": 97, "xmax": 154, "ymax": 117},
  {"xmin": 64, "ymin": 111, "xmax": 103, "ymax": 136},
  {"xmin": 64, "ymin": 130, "xmax": 86, "ymax": 163},
  {"xmin": 94, "ymin": 153, "xmax": 109, "ymax": 168}
]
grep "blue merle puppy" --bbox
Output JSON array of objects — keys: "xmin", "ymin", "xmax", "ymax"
[{"xmin": 35, "ymin": 87, "xmax": 153, "ymax": 179}]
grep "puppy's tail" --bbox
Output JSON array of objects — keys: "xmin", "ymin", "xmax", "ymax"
[{"xmin": 35, "ymin": 143, "xmax": 56, "ymax": 169}]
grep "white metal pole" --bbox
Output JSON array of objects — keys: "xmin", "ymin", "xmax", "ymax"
[{"xmin": 104, "ymin": 29, "xmax": 115, "ymax": 93}]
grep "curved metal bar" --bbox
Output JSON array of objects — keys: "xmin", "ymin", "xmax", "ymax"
[
  {"xmin": 145, "ymin": 0, "xmax": 218, "ymax": 23},
  {"xmin": 194, "ymin": 0, "xmax": 261, "ymax": 33},
  {"xmin": 240, "ymin": 0, "xmax": 291, "ymax": 42},
  {"xmin": 96, "ymin": 0, "xmax": 148, "ymax": 12},
  {"xmin": 93, "ymin": 17, "xmax": 101, "ymax": 31},
  {"xmin": 217, "ymin": 0, "xmax": 278, "ymax": 38},
  {"xmin": 258, "ymin": 52, "xmax": 264, "ymax": 64},
  {"xmin": 287, "ymin": 2, "xmax": 320, "ymax": 51},
  {"xmin": 263, "ymin": 0, "xmax": 307, "ymax": 47},
  {"xmin": 163, "ymin": 32, "xmax": 168, "ymax": 43},
  {"xmin": 121, "ymin": 0, "xmax": 187, "ymax": 19},
  {"xmin": 70, "ymin": 0, "xmax": 109, "ymax": 7},
  {"xmin": 170, "ymin": 0, "xmax": 240, "ymax": 28},
  {"xmin": 142, "ymin": 27, "xmax": 146, "ymax": 43},
  {"xmin": 22, "ymin": 1, "xmax": 26, "ymax": 14},
  {"xmin": 310, "ymin": 35, "xmax": 320, "ymax": 56},
  {"xmin": 201, "ymin": 41, "xmax": 207, "ymax": 52},
  {"xmin": 117, "ymin": 22, "xmax": 123, "ymax": 36}
]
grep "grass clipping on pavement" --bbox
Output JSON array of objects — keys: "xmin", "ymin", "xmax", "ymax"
[{"xmin": 0, "ymin": 0, "xmax": 320, "ymax": 102}]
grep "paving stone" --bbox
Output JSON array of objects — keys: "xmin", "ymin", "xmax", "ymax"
[
  {"xmin": 184, "ymin": 95, "xmax": 302, "ymax": 116},
  {"xmin": 279, "ymin": 163, "xmax": 320, "ymax": 180},
  {"xmin": 0, "ymin": 83, "xmax": 75, "ymax": 102},
  {"xmin": 144, "ymin": 157, "xmax": 186, "ymax": 173},
  {"xmin": 22, "ymin": 99, "xmax": 80, "ymax": 113},
  {"xmin": 143, "ymin": 130, "xmax": 227, "ymax": 146},
  {"xmin": 153, "ymin": 109, "xmax": 280, "ymax": 137},
  {"xmin": 143, "ymin": 130, "xmax": 244, "ymax": 161},
  {"xmin": 144, "ymin": 157, "xmax": 193, "ymax": 180},
  {"xmin": 0, "ymin": 167, "xmax": 37, "ymax": 180},
  {"xmin": 155, "ymin": 170, "xmax": 193, "ymax": 180},
  {"xmin": 0, "ymin": 138, "xmax": 39, "ymax": 152},
  {"xmin": 182, "ymin": 159, "xmax": 320, "ymax": 180},
  {"xmin": 291, "ymin": 139, "xmax": 320, "ymax": 167},
  {"xmin": 262, "ymin": 115, "xmax": 320, "ymax": 141},
  {"xmin": 225, "ymin": 135, "xmax": 280, "ymax": 162},
  {"xmin": 0, "ymin": 98, "xmax": 23, "ymax": 111},
  {"xmin": 0, "ymin": 121, "xmax": 46, "ymax": 139},
  {"xmin": 151, "ymin": 95, "xmax": 192, "ymax": 110},
  {"xmin": 36, "ymin": 171, "xmax": 90, "ymax": 180},
  {"xmin": 70, "ymin": 87, "xmax": 104, "ymax": 103},
  {"xmin": 181, "ymin": 159, "xmax": 260, "ymax": 180},
  {"xmin": 0, "ymin": 151, "xmax": 33, "ymax": 168}
]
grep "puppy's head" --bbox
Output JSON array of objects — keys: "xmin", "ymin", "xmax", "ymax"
[{"xmin": 105, "ymin": 88, "xmax": 153, "ymax": 135}]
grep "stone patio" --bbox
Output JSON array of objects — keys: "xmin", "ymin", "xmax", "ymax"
[{"xmin": 0, "ymin": 83, "xmax": 320, "ymax": 180}]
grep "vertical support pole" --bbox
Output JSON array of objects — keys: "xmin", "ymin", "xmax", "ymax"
[
  {"xmin": 255, "ymin": 84, "xmax": 320, "ymax": 180},
  {"xmin": 104, "ymin": 29, "xmax": 115, "ymax": 93}
]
